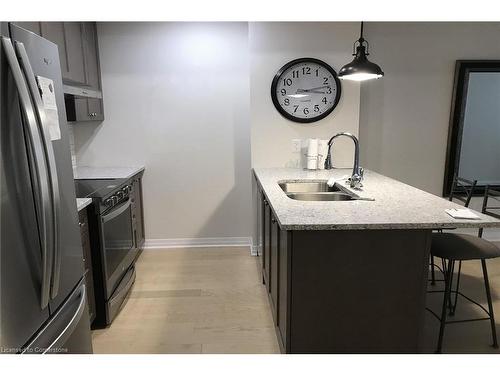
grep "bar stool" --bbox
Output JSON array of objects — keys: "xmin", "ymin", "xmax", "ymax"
[
  {"xmin": 430, "ymin": 175, "xmax": 477, "ymax": 285},
  {"xmin": 429, "ymin": 186, "xmax": 500, "ymax": 353}
]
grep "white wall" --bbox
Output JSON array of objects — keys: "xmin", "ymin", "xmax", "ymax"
[
  {"xmin": 250, "ymin": 22, "xmax": 361, "ymax": 169},
  {"xmin": 249, "ymin": 22, "xmax": 362, "ymax": 252},
  {"xmin": 359, "ymin": 22, "xmax": 500, "ymax": 195},
  {"xmin": 73, "ymin": 22, "xmax": 363, "ymax": 247},
  {"xmin": 73, "ymin": 22, "xmax": 252, "ymax": 242}
]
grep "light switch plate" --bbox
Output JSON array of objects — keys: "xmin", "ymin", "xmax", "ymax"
[{"xmin": 291, "ymin": 139, "xmax": 302, "ymax": 153}]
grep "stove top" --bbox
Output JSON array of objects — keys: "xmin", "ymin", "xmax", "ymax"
[{"xmin": 75, "ymin": 178, "xmax": 127, "ymax": 199}]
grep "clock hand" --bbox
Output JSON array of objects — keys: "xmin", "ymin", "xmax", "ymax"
[{"xmin": 297, "ymin": 85, "xmax": 330, "ymax": 93}]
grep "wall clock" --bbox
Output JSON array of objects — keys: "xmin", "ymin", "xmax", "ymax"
[{"xmin": 271, "ymin": 58, "xmax": 341, "ymax": 123}]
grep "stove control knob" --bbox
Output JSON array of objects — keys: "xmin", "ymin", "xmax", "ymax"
[
  {"xmin": 116, "ymin": 191, "xmax": 124, "ymax": 199},
  {"xmin": 122, "ymin": 187, "xmax": 129, "ymax": 196},
  {"xmin": 104, "ymin": 198, "xmax": 113, "ymax": 206}
]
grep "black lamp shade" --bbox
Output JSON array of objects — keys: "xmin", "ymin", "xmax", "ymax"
[{"xmin": 338, "ymin": 44, "xmax": 384, "ymax": 81}]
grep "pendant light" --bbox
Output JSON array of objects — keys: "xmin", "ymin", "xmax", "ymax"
[{"xmin": 338, "ymin": 22, "xmax": 384, "ymax": 82}]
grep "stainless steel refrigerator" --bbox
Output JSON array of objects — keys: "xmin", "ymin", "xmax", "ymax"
[{"xmin": 0, "ymin": 23, "xmax": 92, "ymax": 354}]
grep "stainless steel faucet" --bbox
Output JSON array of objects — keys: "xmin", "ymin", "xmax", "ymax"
[{"xmin": 324, "ymin": 132, "xmax": 364, "ymax": 189}]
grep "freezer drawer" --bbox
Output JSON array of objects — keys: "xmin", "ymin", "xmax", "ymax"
[{"xmin": 22, "ymin": 278, "xmax": 93, "ymax": 354}]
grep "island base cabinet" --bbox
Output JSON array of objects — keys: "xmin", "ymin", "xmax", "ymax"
[
  {"xmin": 287, "ymin": 229, "xmax": 431, "ymax": 353},
  {"xmin": 256, "ymin": 179, "xmax": 432, "ymax": 353},
  {"xmin": 263, "ymin": 201, "xmax": 271, "ymax": 289},
  {"xmin": 277, "ymin": 229, "xmax": 291, "ymax": 352}
]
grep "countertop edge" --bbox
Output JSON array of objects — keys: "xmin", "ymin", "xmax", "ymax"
[
  {"xmin": 76, "ymin": 198, "xmax": 93, "ymax": 212},
  {"xmin": 74, "ymin": 166, "xmax": 145, "ymax": 180},
  {"xmin": 253, "ymin": 167, "xmax": 500, "ymax": 231}
]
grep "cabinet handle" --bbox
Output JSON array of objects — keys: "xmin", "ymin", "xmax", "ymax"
[
  {"xmin": 271, "ymin": 217, "xmax": 276, "ymax": 224},
  {"xmin": 264, "ymin": 200, "xmax": 268, "ymax": 206}
]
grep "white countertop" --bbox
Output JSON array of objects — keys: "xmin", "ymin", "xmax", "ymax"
[
  {"xmin": 76, "ymin": 198, "xmax": 93, "ymax": 211},
  {"xmin": 74, "ymin": 166, "xmax": 145, "ymax": 180},
  {"xmin": 253, "ymin": 167, "xmax": 500, "ymax": 231}
]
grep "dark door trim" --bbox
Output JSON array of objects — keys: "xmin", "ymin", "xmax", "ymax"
[{"xmin": 443, "ymin": 60, "xmax": 500, "ymax": 197}]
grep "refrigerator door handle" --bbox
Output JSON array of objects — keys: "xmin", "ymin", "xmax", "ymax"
[
  {"xmin": 1, "ymin": 36, "xmax": 54, "ymax": 309},
  {"xmin": 14, "ymin": 41, "xmax": 61, "ymax": 300},
  {"xmin": 21, "ymin": 282, "xmax": 87, "ymax": 354}
]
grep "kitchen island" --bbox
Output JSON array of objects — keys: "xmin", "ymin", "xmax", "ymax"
[{"xmin": 253, "ymin": 168, "xmax": 500, "ymax": 353}]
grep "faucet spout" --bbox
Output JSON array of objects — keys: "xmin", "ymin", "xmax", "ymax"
[{"xmin": 324, "ymin": 132, "xmax": 363, "ymax": 188}]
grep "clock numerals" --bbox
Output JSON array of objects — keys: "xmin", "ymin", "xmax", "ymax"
[{"xmin": 272, "ymin": 59, "xmax": 341, "ymax": 123}]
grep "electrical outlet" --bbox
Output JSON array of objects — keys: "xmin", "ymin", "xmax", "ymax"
[{"xmin": 291, "ymin": 139, "xmax": 302, "ymax": 153}]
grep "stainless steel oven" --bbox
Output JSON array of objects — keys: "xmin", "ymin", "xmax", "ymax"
[
  {"xmin": 74, "ymin": 178, "xmax": 139, "ymax": 327},
  {"xmin": 101, "ymin": 197, "xmax": 136, "ymax": 296}
]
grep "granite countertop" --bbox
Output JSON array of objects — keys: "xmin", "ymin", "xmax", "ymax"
[
  {"xmin": 76, "ymin": 198, "xmax": 93, "ymax": 211},
  {"xmin": 74, "ymin": 166, "xmax": 145, "ymax": 180},
  {"xmin": 253, "ymin": 167, "xmax": 500, "ymax": 231}
]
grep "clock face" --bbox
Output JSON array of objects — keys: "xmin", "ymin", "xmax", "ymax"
[{"xmin": 271, "ymin": 58, "xmax": 341, "ymax": 123}]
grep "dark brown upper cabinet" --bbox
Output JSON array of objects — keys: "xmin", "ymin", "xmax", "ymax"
[{"xmin": 14, "ymin": 22, "xmax": 104, "ymax": 122}]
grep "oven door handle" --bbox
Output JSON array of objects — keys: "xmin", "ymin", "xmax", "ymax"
[{"xmin": 102, "ymin": 199, "xmax": 132, "ymax": 223}]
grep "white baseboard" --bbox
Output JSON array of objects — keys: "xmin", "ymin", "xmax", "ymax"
[{"xmin": 143, "ymin": 237, "xmax": 254, "ymax": 252}]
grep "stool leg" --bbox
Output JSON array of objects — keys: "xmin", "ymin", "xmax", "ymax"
[
  {"xmin": 437, "ymin": 260, "xmax": 454, "ymax": 353},
  {"xmin": 431, "ymin": 255, "xmax": 436, "ymax": 285},
  {"xmin": 481, "ymin": 259, "xmax": 498, "ymax": 349},
  {"xmin": 447, "ymin": 260, "xmax": 455, "ymax": 313},
  {"xmin": 450, "ymin": 261, "xmax": 462, "ymax": 316}
]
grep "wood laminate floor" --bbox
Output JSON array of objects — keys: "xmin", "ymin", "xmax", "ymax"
[
  {"xmin": 92, "ymin": 247, "xmax": 500, "ymax": 354},
  {"xmin": 92, "ymin": 247, "xmax": 280, "ymax": 354}
]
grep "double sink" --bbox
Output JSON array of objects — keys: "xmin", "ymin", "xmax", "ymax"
[{"xmin": 279, "ymin": 180, "xmax": 369, "ymax": 201}]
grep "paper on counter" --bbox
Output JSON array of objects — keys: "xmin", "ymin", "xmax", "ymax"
[
  {"xmin": 36, "ymin": 76, "xmax": 61, "ymax": 141},
  {"xmin": 445, "ymin": 208, "xmax": 480, "ymax": 220}
]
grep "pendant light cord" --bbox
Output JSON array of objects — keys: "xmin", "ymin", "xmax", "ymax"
[{"xmin": 360, "ymin": 21, "xmax": 364, "ymax": 39}]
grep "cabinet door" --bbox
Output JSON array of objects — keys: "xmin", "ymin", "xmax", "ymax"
[
  {"xmin": 13, "ymin": 22, "xmax": 41, "ymax": 35},
  {"xmin": 133, "ymin": 177, "xmax": 145, "ymax": 249},
  {"xmin": 270, "ymin": 213, "xmax": 279, "ymax": 321},
  {"xmin": 260, "ymin": 193, "xmax": 266, "ymax": 281},
  {"xmin": 62, "ymin": 22, "xmax": 86, "ymax": 85},
  {"xmin": 40, "ymin": 23, "xmax": 69, "ymax": 77},
  {"xmin": 278, "ymin": 230, "xmax": 290, "ymax": 350},
  {"xmin": 263, "ymin": 203, "xmax": 271, "ymax": 290},
  {"xmin": 67, "ymin": 97, "xmax": 103, "ymax": 122},
  {"xmin": 82, "ymin": 23, "xmax": 101, "ymax": 91},
  {"xmin": 78, "ymin": 209, "xmax": 96, "ymax": 324},
  {"xmin": 87, "ymin": 98, "xmax": 104, "ymax": 121}
]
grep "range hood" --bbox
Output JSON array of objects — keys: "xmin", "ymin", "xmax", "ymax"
[{"xmin": 63, "ymin": 84, "xmax": 102, "ymax": 99}]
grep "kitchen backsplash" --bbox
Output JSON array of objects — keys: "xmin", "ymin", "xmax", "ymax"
[{"xmin": 67, "ymin": 124, "xmax": 77, "ymax": 173}]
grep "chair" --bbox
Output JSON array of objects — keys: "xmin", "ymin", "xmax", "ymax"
[
  {"xmin": 430, "ymin": 175, "xmax": 478, "ymax": 285},
  {"xmin": 429, "ymin": 186, "xmax": 500, "ymax": 353}
]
